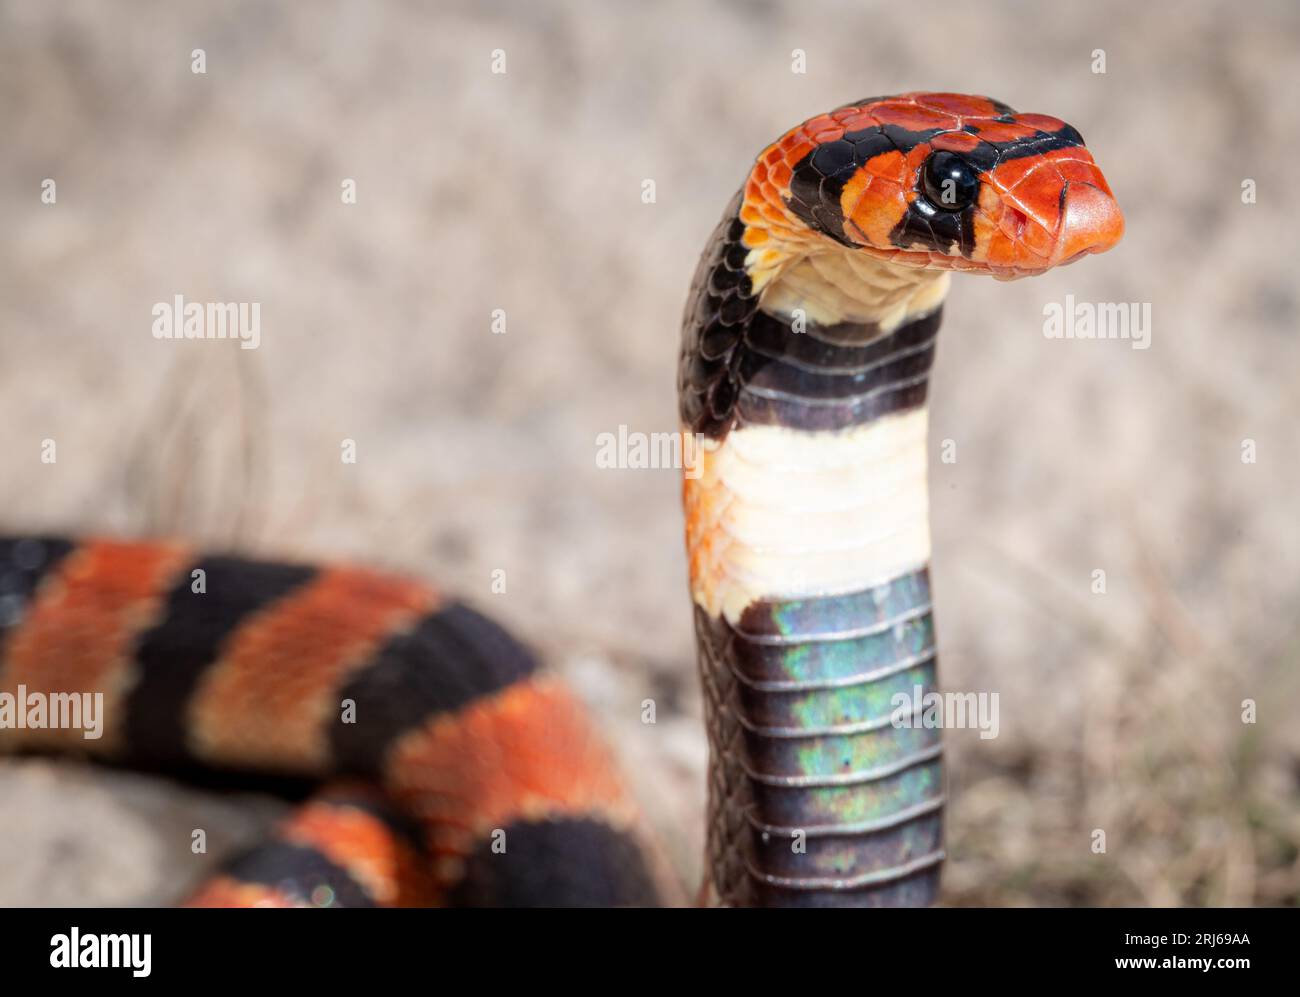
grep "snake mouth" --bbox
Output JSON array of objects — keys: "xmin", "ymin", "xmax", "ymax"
[{"xmin": 851, "ymin": 243, "xmax": 1052, "ymax": 281}]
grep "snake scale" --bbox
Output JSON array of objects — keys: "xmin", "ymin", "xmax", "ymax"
[{"xmin": 0, "ymin": 93, "xmax": 1121, "ymax": 907}]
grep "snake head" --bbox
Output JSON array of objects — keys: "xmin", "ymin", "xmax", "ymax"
[{"xmin": 743, "ymin": 92, "xmax": 1124, "ymax": 282}]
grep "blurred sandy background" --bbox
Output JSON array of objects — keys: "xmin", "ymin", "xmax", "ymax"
[{"xmin": 1, "ymin": 0, "xmax": 1298, "ymax": 906}]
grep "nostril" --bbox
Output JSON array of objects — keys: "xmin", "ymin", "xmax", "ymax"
[{"xmin": 1007, "ymin": 206, "xmax": 1028, "ymax": 241}]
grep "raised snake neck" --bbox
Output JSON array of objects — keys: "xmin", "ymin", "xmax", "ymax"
[
  {"xmin": 678, "ymin": 92, "xmax": 1122, "ymax": 906},
  {"xmin": 681, "ymin": 194, "xmax": 949, "ymax": 906}
]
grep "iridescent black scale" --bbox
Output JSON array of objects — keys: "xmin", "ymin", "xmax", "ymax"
[
  {"xmin": 733, "ymin": 307, "xmax": 941, "ymax": 430},
  {"xmin": 697, "ymin": 571, "xmax": 944, "ymax": 907},
  {"xmin": 678, "ymin": 190, "xmax": 759, "ymax": 438},
  {"xmin": 678, "ymin": 190, "xmax": 943, "ymax": 439}
]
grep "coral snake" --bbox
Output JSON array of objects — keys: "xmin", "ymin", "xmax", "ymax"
[{"xmin": 0, "ymin": 92, "xmax": 1122, "ymax": 907}]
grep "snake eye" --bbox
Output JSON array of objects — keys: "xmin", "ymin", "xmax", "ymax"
[{"xmin": 922, "ymin": 151, "xmax": 980, "ymax": 211}]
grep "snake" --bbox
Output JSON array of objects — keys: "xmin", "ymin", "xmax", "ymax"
[{"xmin": 0, "ymin": 92, "xmax": 1122, "ymax": 907}]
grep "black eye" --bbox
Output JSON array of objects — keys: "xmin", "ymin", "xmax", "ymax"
[{"xmin": 922, "ymin": 151, "xmax": 980, "ymax": 211}]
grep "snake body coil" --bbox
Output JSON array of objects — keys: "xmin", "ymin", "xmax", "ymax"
[{"xmin": 0, "ymin": 93, "xmax": 1121, "ymax": 907}]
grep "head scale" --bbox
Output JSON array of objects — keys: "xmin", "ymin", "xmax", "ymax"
[{"xmin": 742, "ymin": 92, "xmax": 1124, "ymax": 282}]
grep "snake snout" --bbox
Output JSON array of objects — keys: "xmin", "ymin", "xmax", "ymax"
[{"xmin": 1050, "ymin": 181, "xmax": 1124, "ymax": 265}]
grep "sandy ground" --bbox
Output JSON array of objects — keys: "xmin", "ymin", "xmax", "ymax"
[{"xmin": 1, "ymin": 0, "xmax": 1298, "ymax": 906}]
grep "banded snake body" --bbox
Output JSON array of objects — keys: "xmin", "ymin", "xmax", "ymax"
[{"xmin": 0, "ymin": 93, "xmax": 1121, "ymax": 907}]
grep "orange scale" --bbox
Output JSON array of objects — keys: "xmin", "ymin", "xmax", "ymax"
[
  {"xmin": 1038, "ymin": 146, "xmax": 1091, "ymax": 165},
  {"xmin": 872, "ymin": 104, "xmax": 956, "ymax": 133},
  {"xmin": 969, "ymin": 120, "xmax": 1038, "ymax": 143},
  {"xmin": 0, "ymin": 539, "xmax": 193, "ymax": 755},
  {"xmin": 385, "ymin": 677, "xmax": 635, "ymax": 864},
  {"xmin": 863, "ymin": 148, "xmax": 906, "ymax": 181},
  {"xmin": 1055, "ymin": 157, "xmax": 1108, "ymax": 187},
  {"xmin": 837, "ymin": 110, "xmax": 878, "ymax": 132},
  {"xmin": 998, "ymin": 191, "xmax": 1048, "ymax": 238},
  {"xmin": 1020, "ymin": 218, "xmax": 1058, "ymax": 260},
  {"xmin": 844, "ymin": 180, "xmax": 907, "ymax": 247},
  {"xmin": 902, "ymin": 142, "xmax": 932, "ymax": 174},
  {"xmin": 898, "ymin": 248, "xmax": 939, "ymax": 268},
  {"xmin": 984, "ymin": 228, "xmax": 1020, "ymax": 267},
  {"xmin": 852, "ymin": 176, "xmax": 905, "ymax": 217},
  {"xmin": 931, "ymin": 131, "xmax": 982, "ymax": 154},
  {"xmin": 987, "ymin": 154, "xmax": 1043, "ymax": 193},
  {"xmin": 913, "ymin": 93, "xmax": 998, "ymax": 116},
  {"xmin": 770, "ymin": 161, "xmax": 792, "ymax": 188},
  {"xmin": 1015, "ymin": 113, "xmax": 1069, "ymax": 133},
  {"xmin": 189, "ymin": 567, "xmax": 433, "ymax": 773},
  {"xmin": 782, "ymin": 139, "xmax": 815, "ymax": 165},
  {"xmin": 1007, "ymin": 166, "xmax": 1067, "ymax": 228}
]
